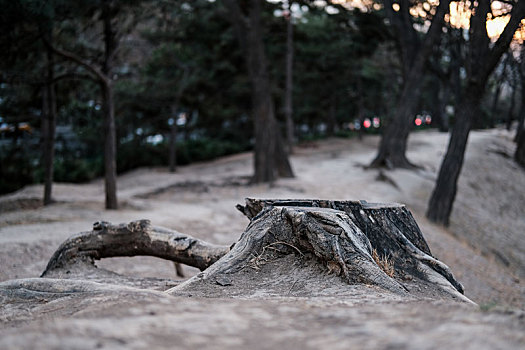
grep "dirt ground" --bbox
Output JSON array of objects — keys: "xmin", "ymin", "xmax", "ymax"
[{"xmin": 1, "ymin": 128, "xmax": 524, "ymax": 348}]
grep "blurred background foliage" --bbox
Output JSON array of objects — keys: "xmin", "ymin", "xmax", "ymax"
[{"xmin": 0, "ymin": 0, "xmax": 521, "ymax": 194}]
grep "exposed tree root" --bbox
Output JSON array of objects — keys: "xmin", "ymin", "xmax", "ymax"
[{"xmin": 41, "ymin": 220, "xmax": 230, "ymax": 277}]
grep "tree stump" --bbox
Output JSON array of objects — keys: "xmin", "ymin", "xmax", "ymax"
[{"xmin": 38, "ymin": 198, "xmax": 471, "ymax": 303}]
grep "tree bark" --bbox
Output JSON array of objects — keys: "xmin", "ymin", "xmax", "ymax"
[
  {"xmin": 224, "ymin": 0, "xmax": 294, "ymax": 183},
  {"xmin": 284, "ymin": 5, "xmax": 294, "ymax": 153},
  {"xmin": 169, "ymin": 199, "xmax": 469, "ymax": 302},
  {"xmin": 427, "ymin": 0, "xmax": 525, "ymax": 225},
  {"xmin": 42, "ymin": 45, "xmax": 57, "ymax": 206},
  {"xmin": 102, "ymin": 3, "xmax": 118, "ymax": 210},
  {"xmin": 426, "ymin": 90, "xmax": 477, "ymax": 225},
  {"xmin": 41, "ymin": 220, "xmax": 229, "ymax": 277},
  {"xmin": 101, "ymin": 81, "xmax": 118, "ymax": 210},
  {"xmin": 370, "ymin": 0, "xmax": 451, "ymax": 168}
]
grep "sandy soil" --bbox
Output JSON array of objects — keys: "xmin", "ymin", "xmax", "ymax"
[{"xmin": 1, "ymin": 128, "xmax": 524, "ymax": 348}]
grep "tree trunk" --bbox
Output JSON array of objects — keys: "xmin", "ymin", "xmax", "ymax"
[
  {"xmin": 169, "ymin": 105, "xmax": 178, "ymax": 173},
  {"xmin": 369, "ymin": 77, "xmax": 421, "ymax": 168},
  {"xmin": 247, "ymin": 0, "xmax": 293, "ymax": 182},
  {"xmin": 370, "ymin": 0, "xmax": 451, "ymax": 168},
  {"xmin": 102, "ymin": 3, "xmax": 118, "ymax": 210},
  {"xmin": 427, "ymin": 0, "xmax": 525, "ymax": 226},
  {"xmin": 224, "ymin": 0, "xmax": 294, "ymax": 183},
  {"xmin": 42, "ymin": 46, "xmax": 57, "ymax": 206},
  {"xmin": 101, "ymin": 82, "xmax": 118, "ymax": 210},
  {"xmin": 284, "ymin": 7, "xmax": 294, "ymax": 153},
  {"xmin": 426, "ymin": 91, "xmax": 479, "ymax": 225}
]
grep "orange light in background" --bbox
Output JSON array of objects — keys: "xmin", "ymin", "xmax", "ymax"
[
  {"xmin": 448, "ymin": 1, "xmax": 471, "ymax": 29},
  {"xmin": 447, "ymin": 1, "xmax": 525, "ymax": 42}
]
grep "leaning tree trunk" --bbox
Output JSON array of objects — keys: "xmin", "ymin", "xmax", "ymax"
[
  {"xmin": 427, "ymin": 0, "xmax": 525, "ymax": 226},
  {"xmin": 426, "ymin": 89, "xmax": 478, "ymax": 225},
  {"xmin": 41, "ymin": 199, "xmax": 470, "ymax": 303}
]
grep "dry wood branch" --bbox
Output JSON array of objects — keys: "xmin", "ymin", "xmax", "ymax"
[{"xmin": 41, "ymin": 220, "xmax": 229, "ymax": 277}]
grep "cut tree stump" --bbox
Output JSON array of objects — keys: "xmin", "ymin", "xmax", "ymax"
[{"xmin": 39, "ymin": 198, "xmax": 471, "ymax": 303}]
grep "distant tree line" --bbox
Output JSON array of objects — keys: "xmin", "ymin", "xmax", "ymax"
[{"xmin": 0, "ymin": 0, "xmax": 524, "ymax": 224}]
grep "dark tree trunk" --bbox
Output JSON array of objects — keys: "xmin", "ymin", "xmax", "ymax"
[
  {"xmin": 101, "ymin": 81, "xmax": 118, "ymax": 210},
  {"xmin": 225, "ymin": 0, "xmax": 294, "ymax": 183},
  {"xmin": 169, "ymin": 105, "xmax": 178, "ymax": 173},
  {"xmin": 426, "ymin": 90, "xmax": 478, "ymax": 225},
  {"xmin": 370, "ymin": 0, "xmax": 451, "ymax": 168},
  {"xmin": 427, "ymin": 0, "xmax": 525, "ymax": 225},
  {"xmin": 42, "ymin": 46, "xmax": 57, "ymax": 206},
  {"xmin": 284, "ymin": 7, "xmax": 294, "ymax": 153},
  {"xmin": 102, "ymin": 4, "xmax": 118, "ymax": 210}
]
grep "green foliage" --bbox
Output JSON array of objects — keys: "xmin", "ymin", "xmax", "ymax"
[
  {"xmin": 53, "ymin": 157, "xmax": 103, "ymax": 183},
  {"xmin": 0, "ymin": 0, "xmax": 397, "ymax": 194},
  {"xmin": 176, "ymin": 138, "xmax": 250, "ymax": 165}
]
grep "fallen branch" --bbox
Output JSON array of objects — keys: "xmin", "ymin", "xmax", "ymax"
[{"xmin": 41, "ymin": 220, "xmax": 229, "ymax": 277}]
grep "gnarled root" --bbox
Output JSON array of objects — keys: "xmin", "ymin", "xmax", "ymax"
[{"xmin": 41, "ymin": 220, "xmax": 230, "ymax": 277}]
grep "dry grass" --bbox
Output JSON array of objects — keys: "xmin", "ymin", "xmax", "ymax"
[
  {"xmin": 248, "ymin": 241, "xmax": 303, "ymax": 270},
  {"xmin": 372, "ymin": 249, "xmax": 395, "ymax": 277}
]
